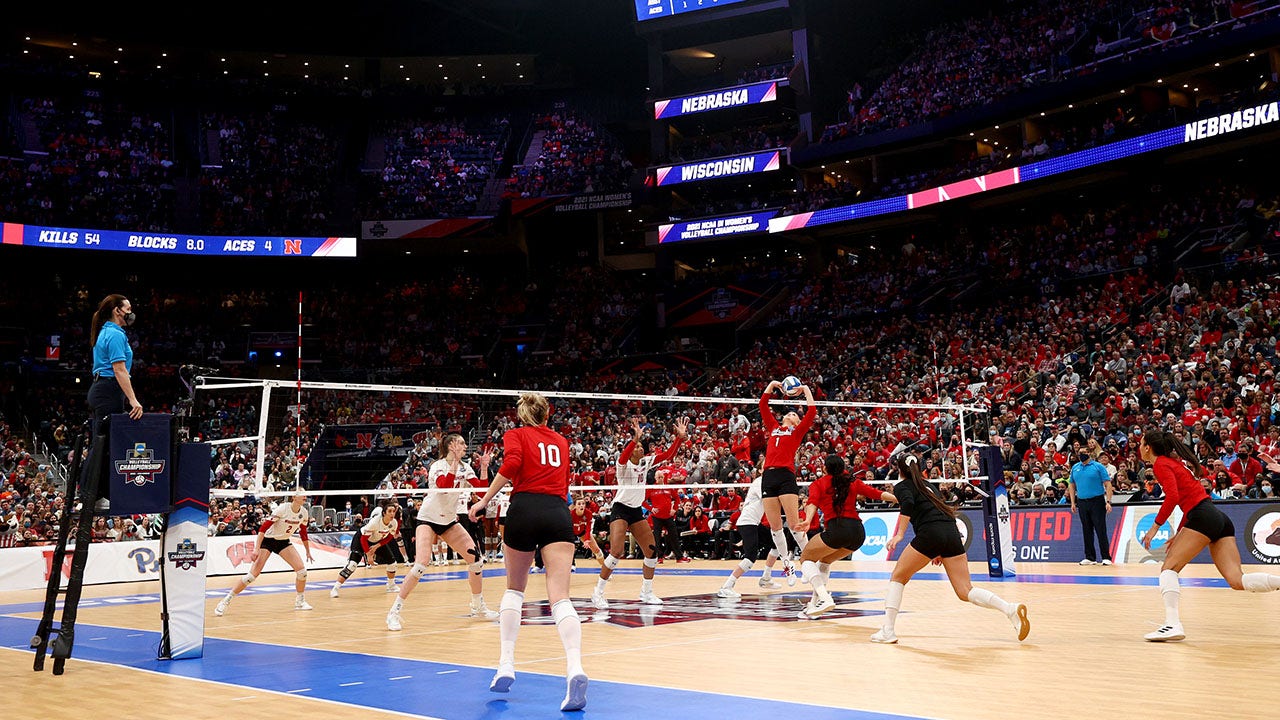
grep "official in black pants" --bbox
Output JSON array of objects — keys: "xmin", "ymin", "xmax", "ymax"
[
  {"xmin": 1068, "ymin": 453, "xmax": 1114, "ymax": 565},
  {"xmin": 86, "ymin": 295, "xmax": 144, "ymax": 510}
]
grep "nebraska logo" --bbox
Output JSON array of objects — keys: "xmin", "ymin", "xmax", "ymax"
[
  {"xmin": 115, "ymin": 442, "xmax": 166, "ymax": 487},
  {"xmin": 522, "ymin": 591, "xmax": 881, "ymax": 628},
  {"xmin": 167, "ymin": 538, "xmax": 206, "ymax": 570}
]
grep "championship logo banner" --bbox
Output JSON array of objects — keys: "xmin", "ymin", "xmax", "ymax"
[
  {"xmin": 160, "ymin": 442, "xmax": 211, "ymax": 660},
  {"xmin": 109, "ymin": 413, "xmax": 172, "ymax": 516}
]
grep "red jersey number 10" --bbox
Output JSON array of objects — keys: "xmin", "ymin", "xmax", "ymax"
[{"xmin": 538, "ymin": 442, "xmax": 562, "ymax": 467}]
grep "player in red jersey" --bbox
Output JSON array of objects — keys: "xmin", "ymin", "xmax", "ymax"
[
  {"xmin": 571, "ymin": 495, "xmax": 605, "ymax": 566},
  {"xmin": 1138, "ymin": 429, "xmax": 1280, "ymax": 642},
  {"xmin": 468, "ymin": 392, "xmax": 586, "ymax": 712},
  {"xmin": 759, "ymin": 379, "xmax": 817, "ymax": 571},
  {"xmin": 794, "ymin": 455, "xmax": 896, "ymax": 618}
]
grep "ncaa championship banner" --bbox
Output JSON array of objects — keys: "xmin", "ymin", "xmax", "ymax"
[
  {"xmin": 109, "ymin": 413, "xmax": 172, "ymax": 516},
  {"xmin": 657, "ymin": 209, "xmax": 778, "ymax": 244},
  {"xmin": 655, "ymin": 80, "xmax": 781, "ymax": 120},
  {"xmin": 160, "ymin": 443, "xmax": 211, "ymax": 659},
  {"xmin": 654, "ymin": 149, "xmax": 785, "ymax": 187}
]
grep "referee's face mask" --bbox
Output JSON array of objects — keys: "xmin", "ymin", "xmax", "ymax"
[{"xmin": 117, "ymin": 303, "xmax": 136, "ymax": 327}]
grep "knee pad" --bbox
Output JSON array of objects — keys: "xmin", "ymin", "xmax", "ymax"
[
  {"xmin": 647, "ymin": 543, "xmax": 658, "ymax": 556},
  {"xmin": 643, "ymin": 556, "xmax": 659, "ymax": 569},
  {"xmin": 469, "ymin": 561, "xmax": 484, "ymax": 575},
  {"xmin": 551, "ymin": 598, "xmax": 578, "ymax": 625},
  {"xmin": 339, "ymin": 560, "xmax": 357, "ymax": 580},
  {"xmin": 766, "ymin": 549, "xmax": 780, "ymax": 560},
  {"xmin": 386, "ymin": 563, "xmax": 400, "ymax": 575},
  {"xmin": 411, "ymin": 562, "xmax": 429, "ymax": 579},
  {"xmin": 242, "ymin": 572, "xmax": 258, "ymax": 586},
  {"xmin": 500, "ymin": 589, "xmax": 524, "ymax": 613},
  {"xmin": 604, "ymin": 555, "xmax": 620, "ymax": 570},
  {"xmin": 296, "ymin": 569, "xmax": 308, "ymax": 583},
  {"xmin": 738, "ymin": 558, "xmax": 754, "ymax": 573},
  {"xmin": 467, "ymin": 546, "xmax": 481, "ymax": 560}
]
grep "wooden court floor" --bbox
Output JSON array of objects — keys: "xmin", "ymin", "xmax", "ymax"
[{"xmin": 3, "ymin": 560, "xmax": 1277, "ymax": 720}]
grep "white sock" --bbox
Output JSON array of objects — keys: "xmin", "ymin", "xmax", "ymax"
[
  {"xmin": 722, "ymin": 575, "xmax": 737, "ymax": 589},
  {"xmin": 818, "ymin": 561, "xmax": 832, "ymax": 582},
  {"xmin": 1241, "ymin": 572, "xmax": 1280, "ymax": 592},
  {"xmin": 391, "ymin": 597, "xmax": 404, "ymax": 612},
  {"xmin": 1159, "ymin": 570, "xmax": 1181, "ymax": 625},
  {"xmin": 811, "ymin": 571, "xmax": 831, "ymax": 603},
  {"xmin": 471, "ymin": 593, "xmax": 483, "ymax": 605},
  {"xmin": 762, "ymin": 566, "xmax": 773, "ymax": 580},
  {"xmin": 967, "ymin": 587, "xmax": 1013, "ymax": 615},
  {"xmin": 551, "ymin": 599, "xmax": 584, "ymax": 677},
  {"xmin": 594, "ymin": 577, "xmax": 608, "ymax": 594},
  {"xmin": 499, "ymin": 589, "xmax": 524, "ymax": 666},
  {"xmin": 884, "ymin": 581, "xmax": 904, "ymax": 631},
  {"xmin": 790, "ymin": 527, "xmax": 809, "ymax": 552},
  {"xmin": 769, "ymin": 529, "xmax": 789, "ymax": 559},
  {"xmin": 641, "ymin": 578, "xmax": 654, "ymax": 594}
]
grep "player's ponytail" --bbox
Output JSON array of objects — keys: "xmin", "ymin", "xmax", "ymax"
[
  {"xmin": 825, "ymin": 455, "xmax": 852, "ymax": 516},
  {"xmin": 895, "ymin": 454, "xmax": 957, "ymax": 519},
  {"xmin": 517, "ymin": 392, "xmax": 549, "ymax": 426},
  {"xmin": 1143, "ymin": 429, "xmax": 1203, "ymax": 475}
]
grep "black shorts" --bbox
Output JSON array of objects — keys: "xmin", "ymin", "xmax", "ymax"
[
  {"xmin": 260, "ymin": 536, "xmax": 292, "ymax": 555},
  {"xmin": 609, "ymin": 502, "xmax": 646, "ymax": 526},
  {"xmin": 820, "ymin": 517, "xmax": 867, "ymax": 552},
  {"xmin": 761, "ymin": 467, "xmax": 799, "ymax": 498},
  {"xmin": 503, "ymin": 493, "xmax": 576, "ymax": 552},
  {"xmin": 419, "ymin": 518, "xmax": 458, "ymax": 536},
  {"xmin": 909, "ymin": 521, "xmax": 965, "ymax": 559},
  {"xmin": 1181, "ymin": 498, "xmax": 1235, "ymax": 542},
  {"xmin": 374, "ymin": 542, "xmax": 408, "ymax": 565}
]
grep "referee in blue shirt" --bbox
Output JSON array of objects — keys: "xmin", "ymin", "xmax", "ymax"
[
  {"xmin": 1068, "ymin": 451, "xmax": 1114, "ymax": 565},
  {"xmin": 88, "ymin": 294, "xmax": 143, "ymax": 434}
]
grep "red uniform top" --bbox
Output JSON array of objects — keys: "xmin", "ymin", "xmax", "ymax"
[
  {"xmin": 1152, "ymin": 456, "xmax": 1209, "ymax": 528},
  {"xmin": 689, "ymin": 514, "xmax": 711, "ymax": 534},
  {"xmin": 760, "ymin": 389, "xmax": 817, "ymax": 472},
  {"xmin": 646, "ymin": 488, "xmax": 677, "ymax": 519},
  {"xmin": 571, "ymin": 507, "xmax": 594, "ymax": 538},
  {"xmin": 732, "ymin": 435, "xmax": 752, "ymax": 463},
  {"xmin": 716, "ymin": 492, "xmax": 741, "ymax": 513},
  {"xmin": 497, "ymin": 425, "xmax": 571, "ymax": 497},
  {"xmin": 806, "ymin": 474, "xmax": 883, "ymax": 521}
]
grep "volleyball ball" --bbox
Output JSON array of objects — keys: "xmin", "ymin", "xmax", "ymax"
[{"xmin": 781, "ymin": 376, "xmax": 803, "ymax": 396}]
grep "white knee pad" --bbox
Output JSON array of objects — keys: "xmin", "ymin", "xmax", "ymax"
[
  {"xmin": 387, "ymin": 562, "xmax": 400, "ymax": 575},
  {"xmin": 604, "ymin": 555, "xmax": 620, "ymax": 570},
  {"xmin": 296, "ymin": 568, "xmax": 308, "ymax": 583},
  {"xmin": 737, "ymin": 558, "xmax": 754, "ymax": 573},
  {"xmin": 411, "ymin": 562, "xmax": 429, "ymax": 579},
  {"xmin": 551, "ymin": 598, "xmax": 578, "ymax": 625},
  {"xmin": 766, "ymin": 549, "xmax": 780, "ymax": 560},
  {"xmin": 500, "ymin": 589, "xmax": 525, "ymax": 613},
  {"xmin": 242, "ymin": 572, "xmax": 258, "ymax": 585},
  {"xmin": 643, "ymin": 556, "xmax": 659, "ymax": 569},
  {"xmin": 469, "ymin": 561, "xmax": 484, "ymax": 575},
  {"xmin": 1241, "ymin": 572, "xmax": 1277, "ymax": 593},
  {"xmin": 339, "ymin": 560, "xmax": 358, "ymax": 579}
]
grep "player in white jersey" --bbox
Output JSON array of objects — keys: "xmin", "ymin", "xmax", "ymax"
[
  {"xmin": 216, "ymin": 491, "xmax": 314, "ymax": 616},
  {"xmin": 330, "ymin": 501, "xmax": 409, "ymax": 597},
  {"xmin": 591, "ymin": 416, "xmax": 687, "ymax": 609},
  {"xmin": 715, "ymin": 469, "xmax": 786, "ymax": 598},
  {"xmin": 387, "ymin": 435, "xmax": 497, "ymax": 630}
]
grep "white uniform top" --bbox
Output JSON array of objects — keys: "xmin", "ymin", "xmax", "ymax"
[
  {"xmin": 361, "ymin": 511, "xmax": 400, "ymax": 546},
  {"xmin": 416, "ymin": 458, "xmax": 479, "ymax": 524},
  {"xmin": 614, "ymin": 455, "xmax": 657, "ymax": 508},
  {"xmin": 737, "ymin": 476, "xmax": 765, "ymax": 527},
  {"xmin": 264, "ymin": 502, "xmax": 309, "ymax": 541}
]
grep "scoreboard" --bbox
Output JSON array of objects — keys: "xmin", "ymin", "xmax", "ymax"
[
  {"xmin": 635, "ymin": 0, "xmax": 751, "ymax": 22},
  {"xmin": 2, "ymin": 222, "xmax": 357, "ymax": 258}
]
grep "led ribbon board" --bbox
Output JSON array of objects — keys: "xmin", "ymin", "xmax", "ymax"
[
  {"xmin": 655, "ymin": 81, "xmax": 780, "ymax": 120},
  {"xmin": 657, "ymin": 209, "xmax": 779, "ymax": 244},
  {"xmin": 654, "ymin": 149, "xmax": 784, "ymax": 187},
  {"xmin": 2, "ymin": 223, "xmax": 357, "ymax": 257},
  {"xmin": 635, "ymin": 0, "xmax": 751, "ymax": 22},
  {"xmin": 770, "ymin": 101, "xmax": 1280, "ymax": 233}
]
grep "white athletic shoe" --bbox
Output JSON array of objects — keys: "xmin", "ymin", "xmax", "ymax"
[
  {"xmin": 803, "ymin": 596, "xmax": 836, "ymax": 618},
  {"xmin": 638, "ymin": 589, "xmax": 664, "ymax": 605},
  {"xmin": 781, "ymin": 560, "xmax": 798, "ymax": 587},
  {"xmin": 214, "ymin": 596, "xmax": 230, "ymax": 617},
  {"xmin": 1078, "ymin": 558, "xmax": 1096, "ymax": 566},
  {"xmin": 590, "ymin": 590, "xmax": 609, "ymax": 610},
  {"xmin": 1144, "ymin": 623, "xmax": 1186, "ymax": 642},
  {"xmin": 1100, "ymin": 559, "xmax": 1114, "ymax": 566},
  {"xmin": 1010, "ymin": 603, "xmax": 1030, "ymax": 641},
  {"xmin": 386, "ymin": 611, "xmax": 403, "ymax": 631},
  {"xmin": 330, "ymin": 586, "xmax": 340, "ymax": 599},
  {"xmin": 870, "ymin": 627, "xmax": 899, "ymax": 644},
  {"xmin": 386, "ymin": 583, "xmax": 398, "ymax": 593},
  {"xmin": 490, "ymin": 664, "xmax": 515, "ymax": 693},
  {"xmin": 469, "ymin": 600, "xmax": 499, "ymax": 620},
  {"xmin": 294, "ymin": 597, "xmax": 313, "ymax": 611},
  {"xmin": 716, "ymin": 587, "xmax": 742, "ymax": 599},
  {"xmin": 561, "ymin": 672, "xmax": 588, "ymax": 712},
  {"xmin": 758, "ymin": 578, "xmax": 782, "ymax": 590}
]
